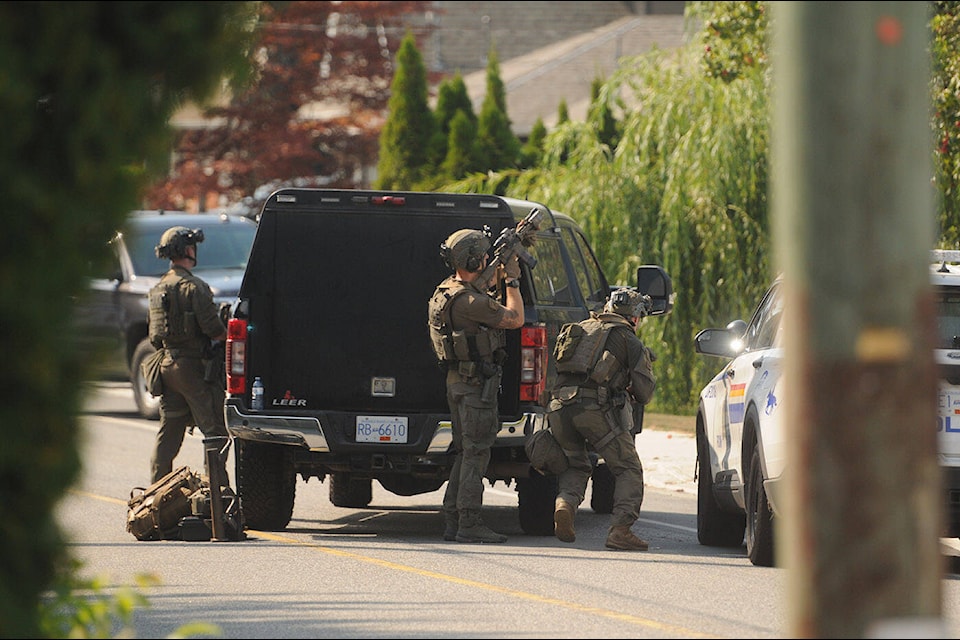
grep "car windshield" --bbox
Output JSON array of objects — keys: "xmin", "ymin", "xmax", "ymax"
[{"xmin": 126, "ymin": 221, "xmax": 257, "ymax": 276}]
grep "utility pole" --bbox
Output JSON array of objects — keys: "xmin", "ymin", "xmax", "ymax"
[{"xmin": 771, "ymin": 2, "xmax": 944, "ymax": 637}]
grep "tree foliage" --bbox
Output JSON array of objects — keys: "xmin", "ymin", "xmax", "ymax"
[
  {"xmin": 432, "ymin": 72, "xmax": 477, "ymax": 171},
  {"xmin": 519, "ymin": 117, "xmax": 547, "ymax": 169},
  {"xmin": 690, "ymin": 0, "xmax": 769, "ymax": 81},
  {"xmin": 933, "ymin": 1, "xmax": 960, "ymax": 246},
  {"xmin": 445, "ymin": 4, "xmax": 771, "ymax": 413},
  {"xmin": 374, "ymin": 30, "xmax": 437, "ymax": 190},
  {"xmin": 145, "ymin": 1, "xmax": 427, "ymax": 211},
  {"xmin": 475, "ymin": 47, "xmax": 521, "ymax": 171},
  {"xmin": 0, "ymin": 2, "xmax": 254, "ymax": 635},
  {"xmin": 443, "ymin": 1, "xmax": 959, "ymax": 412},
  {"xmin": 441, "ymin": 110, "xmax": 481, "ymax": 180}
]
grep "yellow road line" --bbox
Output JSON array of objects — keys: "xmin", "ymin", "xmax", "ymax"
[{"xmin": 252, "ymin": 529, "xmax": 716, "ymax": 637}]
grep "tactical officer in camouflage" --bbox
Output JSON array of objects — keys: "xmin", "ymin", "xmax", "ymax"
[
  {"xmin": 147, "ymin": 226, "xmax": 230, "ymax": 484},
  {"xmin": 547, "ymin": 287, "xmax": 656, "ymax": 550},
  {"xmin": 428, "ymin": 228, "xmax": 524, "ymax": 543}
]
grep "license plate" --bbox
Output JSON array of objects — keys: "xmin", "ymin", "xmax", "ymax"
[{"xmin": 356, "ymin": 416, "xmax": 408, "ymax": 443}]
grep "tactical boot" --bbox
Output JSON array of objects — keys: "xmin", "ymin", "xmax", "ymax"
[
  {"xmin": 442, "ymin": 511, "xmax": 458, "ymax": 542},
  {"xmin": 554, "ymin": 498, "xmax": 576, "ymax": 543},
  {"xmin": 605, "ymin": 525, "xmax": 648, "ymax": 551},
  {"xmin": 456, "ymin": 511, "xmax": 507, "ymax": 544}
]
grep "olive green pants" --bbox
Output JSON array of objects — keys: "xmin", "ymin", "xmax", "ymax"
[
  {"xmin": 152, "ymin": 355, "xmax": 228, "ymax": 483},
  {"xmin": 442, "ymin": 370, "xmax": 500, "ymax": 520},
  {"xmin": 549, "ymin": 405, "xmax": 644, "ymax": 528}
]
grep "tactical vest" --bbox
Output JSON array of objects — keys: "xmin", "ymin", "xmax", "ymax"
[
  {"xmin": 148, "ymin": 273, "xmax": 191, "ymax": 348},
  {"xmin": 554, "ymin": 315, "xmax": 623, "ymax": 386},
  {"xmin": 428, "ymin": 280, "xmax": 505, "ymax": 364}
]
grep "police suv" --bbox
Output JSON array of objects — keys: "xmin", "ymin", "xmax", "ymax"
[
  {"xmin": 223, "ymin": 189, "xmax": 672, "ymax": 534},
  {"xmin": 693, "ymin": 251, "xmax": 960, "ymax": 567}
]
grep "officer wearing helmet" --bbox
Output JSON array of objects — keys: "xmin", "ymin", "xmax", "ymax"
[
  {"xmin": 546, "ymin": 287, "xmax": 656, "ymax": 550},
  {"xmin": 146, "ymin": 226, "xmax": 230, "ymax": 483},
  {"xmin": 427, "ymin": 228, "xmax": 524, "ymax": 543}
]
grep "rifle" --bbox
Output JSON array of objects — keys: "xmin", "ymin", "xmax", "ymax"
[{"xmin": 477, "ymin": 207, "xmax": 544, "ymax": 295}]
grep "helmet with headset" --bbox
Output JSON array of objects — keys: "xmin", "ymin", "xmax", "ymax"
[
  {"xmin": 155, "ymin": 226, "xmax": 204, "ymax": 260},
  {"xmin": 439, "ymin": 228, "xmax": 490, "ymax": 273}
]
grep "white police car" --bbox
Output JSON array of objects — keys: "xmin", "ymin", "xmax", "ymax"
[
  {"xmin": 693, "ymin": 277, "xmax": 785, "ymax": 567},
  {"xmin": 694, "ymin": 255, "xmax": 960, "ymax": 567}
]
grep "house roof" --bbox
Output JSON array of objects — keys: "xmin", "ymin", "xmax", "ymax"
[{"xmin": 461, "ymin": 14, "xmax": 689, "ymax": 137}]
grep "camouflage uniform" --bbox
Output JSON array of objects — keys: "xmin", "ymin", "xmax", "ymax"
[
  {"xmin": 149, "ymin": 263, "xmax": 229, "ymax": 483},
  {"xmin": 548, "ymin": 304, "xmax": 655, "ymax": 550},
  {"xmin": 429, "ymin": 274, "xmax": 508, "ymax": 542}
]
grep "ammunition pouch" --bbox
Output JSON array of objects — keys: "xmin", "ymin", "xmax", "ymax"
[
  {"xmin": 149, "ymin": 277, "xmax": 193, "ymax": 344},
  {"xmin": 481, "ymin": 369, "xmax": 501, "ymax": 403},
  {"xmin": 590, "ymin": 351, "xmax": 620, "ymax": 385}
]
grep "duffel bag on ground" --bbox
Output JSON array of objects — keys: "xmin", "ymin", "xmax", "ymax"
[{"xmin": 126, "ymin": 466, "xmax": 203, "ymax": 541}]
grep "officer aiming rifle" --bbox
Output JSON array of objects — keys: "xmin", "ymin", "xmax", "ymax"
[{"xmin": 476, "ymin": 207, "xmax": 543, "ymax": 297}]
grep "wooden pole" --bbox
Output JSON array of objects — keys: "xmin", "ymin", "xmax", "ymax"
[{"xmin": 770, "ymin": 2, "xmax": 944, "ymax": 637}]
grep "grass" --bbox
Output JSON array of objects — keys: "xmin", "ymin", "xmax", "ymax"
[{"xmin": 644, "ymin": 412, "xmax": 695, "ymax": 435}]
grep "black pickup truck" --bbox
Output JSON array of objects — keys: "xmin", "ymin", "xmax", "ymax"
[{"xmin": 224, "ymin": 189, "xmax": 672, "ymax": 534}]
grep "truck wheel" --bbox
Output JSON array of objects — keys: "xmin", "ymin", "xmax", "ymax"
[
  {"xmin": 746, "ymin": 443, "xmax": 775, "ymax": 566},
  {"xmin": 590, "ymin": 463, "xmax": 615, "ymax": 514},
  {"xmin": 696, "ymin": 422, "xmax": 745, "ymax": 547},
  {"xmin": 329, "ymin": 473, "xmax": 372, "ymax": 508},
  {"xmin": 235, "ymin": 439, "xmax": 296, "ymax": 530},
  {"xmin": 131, "ymin": 339, "xmax": 160, "ymax": 421},
  {"xmin": 517, "ymin": 470, "xmax": 557, "ymax": 535}
]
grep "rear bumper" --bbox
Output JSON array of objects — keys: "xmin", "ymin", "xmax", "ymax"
[{"xmin": 224, "ymin": 399, "xmax": 544, "ymax": 453}]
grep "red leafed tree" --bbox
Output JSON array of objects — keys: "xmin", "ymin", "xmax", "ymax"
[{"xmin": 143, "ymin": 1, "xmax": 431, "ymax": 213}]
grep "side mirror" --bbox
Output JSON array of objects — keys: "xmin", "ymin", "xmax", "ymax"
[
  {"xmin": 694, "ymin": 322, "xmax": 747, "ymax": 359},
  {"xmin": 636, "ymin": 265, "xmax": 674, "ymax": 316}
]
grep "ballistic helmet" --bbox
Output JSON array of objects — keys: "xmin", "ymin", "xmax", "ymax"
[
  {"xmin": 604, "ymin": 287, "xmax": 649, "ymax": 320},
  {"xmin": 155, "ymin": 226, "xmax": 204, "ymax": 260},
  {"xmin": 440, "ymin": 228, "xmax": 490, "ymax": 272}
]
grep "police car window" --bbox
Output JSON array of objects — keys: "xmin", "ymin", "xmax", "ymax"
[
  {"xmin": 746, "ymin": 282, "xmax": 783, "ymax": 350},
  {"xmin": 936, "ymin": 289, "xmax": 960, "ymax": 349},
  {"xmin": 528, "ymin": 235, "xmax": 573, "ymax": 305},
  {"xmin": 565, "ymin": 228, "xmax": 607, "ymax": 305}
]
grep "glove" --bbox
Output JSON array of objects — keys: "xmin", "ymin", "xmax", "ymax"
[
  {"xmin": 505, "ymin": 254, "xmax": 521, "ymax": 280},
  {"xmin": 521, "ymin": 233, "xmax": 537, "ymax": 248}
]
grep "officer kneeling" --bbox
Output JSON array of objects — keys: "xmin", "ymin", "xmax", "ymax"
[{"xmin": 547, "ymin": 287, "xmax": 656, "ymax": 550}]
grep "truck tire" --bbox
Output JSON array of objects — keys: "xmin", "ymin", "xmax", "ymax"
[
  {"xmin": 696, "ymin": 422, "xmax": 745, "ymax": 547},
  {"xmin": 517, "ymin": 470, "xmax": 557, "ymax": 535},
  {"xmin": 131, "ymin": 338, "xmax": 161, "ymax": 421},
  {"xmin": 235, "ymin": 439, "xmax": 296, "ymax": 530},
  {"xmin": 746, "ymin": 442, "xmax": 775, "ymax": 567},
  {"xmin": 590, "ymin": 462, "xmax": 615, "ymax": 514},
  {"xmin": 329, "ymin": 473, "xmax": 373, "ymax": 508}
]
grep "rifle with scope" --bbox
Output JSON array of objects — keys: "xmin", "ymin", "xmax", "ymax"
[{"xmin": 478, "ymin": 207, "xmax": 544, "ymax": 296}]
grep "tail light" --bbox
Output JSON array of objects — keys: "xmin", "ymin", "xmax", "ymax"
[
  {"xmin": 519, "ymin": 324, "xmax": 547, "ymax": 402},
  {"xmin": 226, "ymin": 318, "xmax": 248, "ymax": 396}
]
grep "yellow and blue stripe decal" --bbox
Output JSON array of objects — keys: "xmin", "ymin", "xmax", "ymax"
[{"xmin": 728, "ymin": 382, "xmax": 746, "ymax": 423}]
